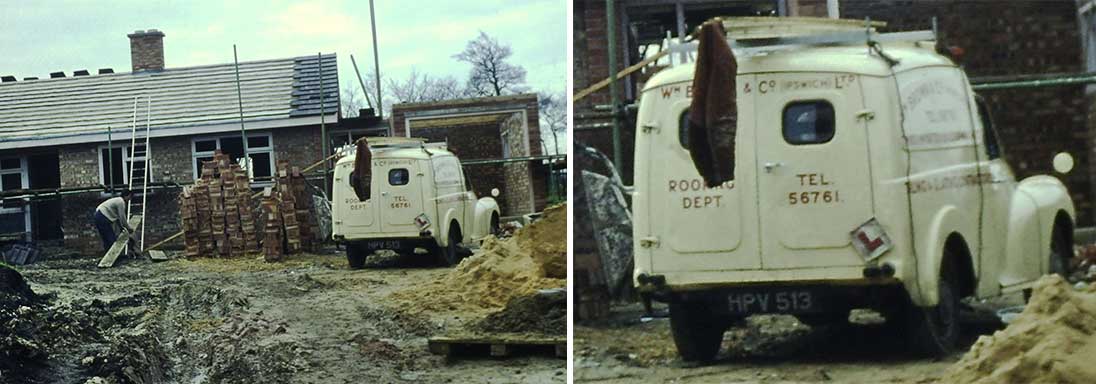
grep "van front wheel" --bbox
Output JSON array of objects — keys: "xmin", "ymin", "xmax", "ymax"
[{"xmin": 668, "ymin": 301, "xmax": 725, "ymax": 362}]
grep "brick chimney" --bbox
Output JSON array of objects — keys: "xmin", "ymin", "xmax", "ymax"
[{"xmin": 128, "ymin": 29, "xmax": 165, "ymax": 72}]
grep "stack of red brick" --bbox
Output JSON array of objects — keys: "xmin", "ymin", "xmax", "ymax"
[
  {"xmin": 259, "ymin": 161, "xmax": 318, "ymax": 261},
  {"xmin": 179, "ymin": 151, "xmax": 259, "ymax": 258}
]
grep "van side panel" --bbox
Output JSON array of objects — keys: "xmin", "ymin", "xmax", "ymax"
[
  {"xmin": 896, "ymin": 66, "xmax": 983, "ymax": 306},
  {"xmin": 858, "ymin": 76, "xmax": 919, "ymax": 298}
]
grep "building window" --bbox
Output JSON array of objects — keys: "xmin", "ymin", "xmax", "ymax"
[
  {"xmin": 98, "ymin": 146, "xmax": 131, "ymax": 188},
  {"xmin": 783, "ymin": 100, "xmax": 835, "ymax": 145},
  {"xmin": 191, "ymin": 133, "xmax": 275, "ymax": 182},
  {"xmin": 0, "ymin": 158, "xmax": 26, "ymax": 209},
  {"xmin": 0, "ymin": 158, "xmax": 29, "ymax": 237}
]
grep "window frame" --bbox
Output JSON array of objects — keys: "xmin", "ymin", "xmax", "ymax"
[
  {"xmin": 190, "ymin": 133, "xmax": 276, "ymax": 183},
  {"xmin": 97, "ymin": 144, "xmax": 136, "ymax": 187},
  {"xmin": 782, "ymin": 100, "xmax": 837, "ymax": 145},
  {"xmin": 0, "ymin": 157, "xmax": 27, "ymax": 214},
  {"xmin": 678, "ymin": 109, "xmax": 691, "ymax": 150},
  {"xmin": 975, "ymin": 95, "xmax": 1003, "ymax": 160},
  {"xmin": 388, "ymin": 168, "xmax": 410, "ymax": 186}
]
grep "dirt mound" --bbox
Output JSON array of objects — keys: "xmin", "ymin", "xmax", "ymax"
[
  {"xmin": 390, "ymin": 205, "xmax": 566, "ymax": 314},
  {"xmin": 945, "ymin": 275, "xmax": 1096, "ymax": 384},
  {"xmin": 521, "ymin": 204, "xmax": 567, "ymax": 279},
  {"xmin": 0, "ymin": 265, "xmax": 48, "ymax": 382},
  {"xmin": 475, "ymin": 289, "xmax": 565, "ymax": 335}
]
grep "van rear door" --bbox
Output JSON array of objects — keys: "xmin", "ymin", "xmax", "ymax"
[
  {"xmin": 641, "ymin": 77, "xmax": 762, "ymax": 272},
  {"xmin": 378, "ymin": 158, "xmax": 426, "ymax": 234},
  {"xmin": 754, "ymin": 73, "xmax": 874, "ymax": 269}
]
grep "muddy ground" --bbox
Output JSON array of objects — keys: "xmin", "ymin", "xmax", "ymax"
[
  {"xmin": 574, "ymin": 298, "xmax": 1018, "ymax": 383},
  {"xmin": 4, "ymin": 250, "xmax": 564, "ymax": 384}
]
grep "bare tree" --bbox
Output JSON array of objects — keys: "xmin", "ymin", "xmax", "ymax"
[
  {"xmin": 386, "ymin": 68, "xmax": 471, "ymax": 104},
  {"xmin": 539, "ymin": 92, "xmax": 566, "ymax": 154},
  {"xmin": 341, "ymin": 82, "xmax": 365, "ymax": 118},
  {"xmin": 453, "ymin": 31, "xmax": 527, "ymax": 96}
]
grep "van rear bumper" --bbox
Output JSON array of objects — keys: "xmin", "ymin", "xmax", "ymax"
[
  {"xmin": 658, "ymin": 281, "xmax": 907, "ymax": 316},
  {"xmin": 342, "ymin": 236, "xmax": 437, "ymax": 253}
]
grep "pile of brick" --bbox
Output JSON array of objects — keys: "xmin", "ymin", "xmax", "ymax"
[
  {"xmin": 258, "ymin": 161, "xmax": 318, "ymax": 261},
  {"xmin": 179, "ymin": 151, "xmax": 259, "ymax": 258}
]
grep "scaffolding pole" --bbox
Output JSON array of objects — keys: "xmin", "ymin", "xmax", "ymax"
[{"xmin": 606, "ymin": 0, "xmax": 622, "ymax": 175}]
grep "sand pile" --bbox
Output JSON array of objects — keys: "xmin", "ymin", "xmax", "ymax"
[
  {"xmin": 521, "ymin": 204, "xmax": 567, "ymax": 279},
  {"xmin": 945, "ymin": 275, "xmax": 1096, "ymax": 384},
  {"xmin": 391, "ymin": 204, "xmax": 567, "ymax": 313}
]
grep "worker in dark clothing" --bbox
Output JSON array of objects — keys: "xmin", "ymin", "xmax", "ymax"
[{"xmin": 94, "ymin": 190, "xmax": 134, "ymax": 251}]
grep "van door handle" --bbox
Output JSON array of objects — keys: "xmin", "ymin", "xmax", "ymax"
[
  {"xmin": 381, "ymin": 192, "xmax": 388, "ymax": 197},
  {"xmin": 763, "ymin": 162, "xmax": 784, "ymax": 173}
]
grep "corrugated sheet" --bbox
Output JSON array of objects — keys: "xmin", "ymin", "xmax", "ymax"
[{"xmin": 0, "ymin": 53, "xmax": 339, "ymax": 146}]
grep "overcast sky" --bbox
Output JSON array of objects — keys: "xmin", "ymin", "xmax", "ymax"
[{"xmin": 0, "ymin": 0, "xmax": 567, "ymax": 102}]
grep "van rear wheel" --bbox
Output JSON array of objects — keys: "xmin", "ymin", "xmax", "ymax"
[
  {"xmin": 668, "ymin": 301, "xmax": 726, "ymax": 362},
  {"xmin": 904, "ymin": 260, "xmax": 960, "ymax": 356},
  {"xmin": 346, "ymin": 243, "xmax": 366, "ymax": 270},
  {"xmin": 441, "ymin": 229, "xmax": 461, "ymax": 266}
]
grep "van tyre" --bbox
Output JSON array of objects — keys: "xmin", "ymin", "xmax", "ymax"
[
  {"xmin": 668, "ymin": 301, "xmax": 725, "ymax": 362},
  {"xmin": 1049, "ymin": 225, "xmax": 1071, "ymax": 277},
  {"xmin": 905, "ymin": 260, "xmax": 961, "ymax": 356},
  {"xmin": 442, "ymin": 228, "xmax": 461, "ymax": 266},
  {"xmin": 346, "ymin": 244, "xmax": 366, "ymax": 270}
]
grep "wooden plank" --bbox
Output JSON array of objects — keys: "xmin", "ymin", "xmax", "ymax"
[
  {"xmin": 427, "ymin": 334, "xmax": 565, "ymax": 358},
  {"xmin": 148, "ymin": 250, "xmax": 168, "ymax": 262},
  {"xmin": 573, "ymin": 48, "xmax": 671, "ymax": 102},
  {"xmin": 97, "ymin": 215, "xmax": 144, "ymax": 268}
]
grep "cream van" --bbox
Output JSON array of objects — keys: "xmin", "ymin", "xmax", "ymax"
[
  {"xmin": 631, "ymin": 18, "xmax": 1075, "ymax": 361},
  {"xmin": 332, "ymin": 137, "xmax": 500, "ymax": 268}
]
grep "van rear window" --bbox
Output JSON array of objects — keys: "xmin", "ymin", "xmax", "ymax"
[
  {"xmin": 783, "ymin": 101, "xmax": 835, "ymax": 145},
  {"xmin": 388, "ymin": 169, "xmax": 409, "ymax": 185}
]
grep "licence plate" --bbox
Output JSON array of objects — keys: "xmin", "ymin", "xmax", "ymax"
[
  {"xmin": 727, "ymin": 290, "xmax": 815, "ymax": 314},
  {"xmin": 365, "ymin": 240, "xmax": 401, "ymax": 250}
]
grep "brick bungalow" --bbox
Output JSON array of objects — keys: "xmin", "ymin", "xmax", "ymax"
[{"xmin": 0, "ymin": 30, "xmax": 339, "ymax": 254}]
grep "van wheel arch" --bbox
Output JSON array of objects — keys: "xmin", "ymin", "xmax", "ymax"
[
  {"xmin": 1050, "ymin": 210, "xmax": 1074, "ymax": 276},
  {"xmin": 943, "ymin": 233, "xmax": 976, "ymax": 298},
  {"xmin": 490, "ymin": 212, "xmax": 500, "ymax": 235}
]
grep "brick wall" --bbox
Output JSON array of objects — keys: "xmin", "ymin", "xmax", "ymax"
[
  {"xmin": 412, "ymin": 122, "xmax": 514, "ymax": 214},
  {"xmin": 502, "ymin": 113, "xmax": 535, "ymax": 215},
  {"xmin": 838, "ymin": 0, "xmax": 1092, "ymax": 224},
  {"xmin": 57, "ymin": 125, "xmax": 326, "ymax": 254},
  {"xmin": 390, "ymin": 95, "xmax": 544, "ymax": 216},
  {"xmin": 390, "ymin": 94, "xmax": 542, "ymax": 156}
]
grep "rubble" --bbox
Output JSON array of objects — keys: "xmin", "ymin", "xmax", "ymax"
[
  {"xmin": 475, "ymin": 288, "xmax": 566, "ymax": 335},
  {"xmin": 945, "ymin": 274, "xmax": 1096, "ymax": 384}
]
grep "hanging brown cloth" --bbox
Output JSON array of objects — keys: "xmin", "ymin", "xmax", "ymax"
[
  {"xmin": 351, "ymin": 138, "xmax": 372, "ymax": 201},
  {"xmin": 688, "ymin": 19, "xmax": 738, "ymax": 187}
]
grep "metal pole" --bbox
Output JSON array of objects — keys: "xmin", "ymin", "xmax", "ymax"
[
  {"xmin": 369, "ymin": 0, "xmax": 383, "ymax": 119},
  {"xmin": 234, "ymin": 45, "xmax": 250, "ymax": 168},
  {"xmin": 350, "ymin": 54, "xmax": 375, "ymax": 111},
  {"xmin": 607, "ymin": 0, "xmax": 622, "ymax": 175},
  {"xmin": 107, "ymin": 125, "xmax": 113, "ymax": 193},
  {"xmin": 319, "ymin": 52, "xmax": 330, "ymax": 195},
  {"xmin": 972, "ymin": 75, "xmax": 1096, "ymax": 90}
]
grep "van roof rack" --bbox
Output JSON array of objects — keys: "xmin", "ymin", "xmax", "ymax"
[{"xmin": 667, "ymin": 17, "xmax": 937, "ymax": 62}]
